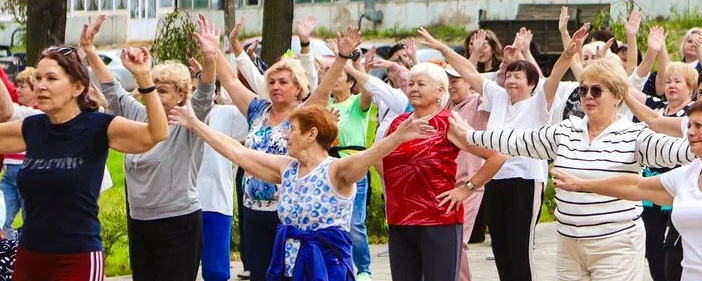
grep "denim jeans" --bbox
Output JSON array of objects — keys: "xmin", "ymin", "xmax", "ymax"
[
  {"xmin": 0, "ymin": 164, "xmax": 20, "ymax": 239},
  {"xmin": 351, "ymin": 175, "xmax": 371, "ymax": 274}
]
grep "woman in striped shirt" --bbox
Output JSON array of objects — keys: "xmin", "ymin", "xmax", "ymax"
[{"xmin": 448, "ymin": 58, "xmax": 695, "ymax": 281}]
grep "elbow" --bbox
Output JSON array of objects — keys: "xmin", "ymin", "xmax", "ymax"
[{"xmin": 153, "ymin": 130, "xmax": 169, "ymax": 143}]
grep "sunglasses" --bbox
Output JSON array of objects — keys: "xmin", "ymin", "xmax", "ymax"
[
  {"xmin": 42, "ymin": 46, "xmax": 76, "ymax": 57},
  {"xmin": 577, "ymin": 84, "xmax": 605, "ymax": 98}
]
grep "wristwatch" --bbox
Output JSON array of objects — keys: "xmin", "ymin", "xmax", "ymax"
[{"xmin": 465, "ymin": 181, "xmax": 476, "ymax": 191}]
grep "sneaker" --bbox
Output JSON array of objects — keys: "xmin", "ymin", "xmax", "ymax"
[
  {"xmin": 485, "ymin": 252, "xmax": 495, "ymax": 260},
  {"xmin": 376, "ymin": 248, "xmax": 389, "ymax": 257},
  {"xmin": 357, "ymin": 272, "xmax": 372, "ymax": 281},
  {"xmin": 236, "ymin": 271, "xmax": 250, "ymax": 280}
]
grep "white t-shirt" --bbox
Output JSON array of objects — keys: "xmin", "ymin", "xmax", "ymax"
[
  {"xmin": 660, "ymin": 159, "xmax": 702, "ymax": 281},
  {"xmin": 478, "ymin": 79, "xmax": 555, "ymax": 182},
  {"xmin": 196, "ymin": 104, "xmax": 248, "ymax": 216}
]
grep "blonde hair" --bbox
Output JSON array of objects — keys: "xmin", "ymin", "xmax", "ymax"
[
  {"xmin": 151, "ymin": 61, "xmax": 192, "ymax": 105},
  {"xmin": 264, "ymin": 58, "xmax": 310, "ymax": 100},
  {"xmin": 665, "ymin": 62, "xmax": 699, "ymax": 94},
  {"xmin": 16, "ymin": 67, "xmax": 36, "ymax": 89},
  {"xmin": 408, "ymin": 62, "xmax": 450, "ymax": 108},
  {"xmin": 681, "ymin": 28, "xmax": 702, "ymax": 61},
  {"xmin": 582, "ymin": 59, "xmax": 629, "ymax": 102}
]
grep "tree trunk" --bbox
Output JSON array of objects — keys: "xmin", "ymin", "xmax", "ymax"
[
  {"xmin": 222, "ymin": 0, "xmax": 237, "ymax": 34},
  {"xmin": 261, "ymin": 0, "xmax": 293, "ymax": 65},
  {"xmin": 26, "ymin": 0, "xmax": 67, "ymax": 66}
]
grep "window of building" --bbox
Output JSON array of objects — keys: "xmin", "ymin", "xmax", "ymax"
[
  {"xmin": 247, "ymin": 0, "xmax": 258, "ymax": 6},
  {"xmin": 296, "ymin": 0, "xmax": 312, "ymax": 3},
  {"xmin": 75, "ymin": 0, "xmax": 86, "ymax": 11},
  {"xmin": 210, "ymin": 0, "xmax": 222, "ymax": 9},
  {"xmin": 130, "ymin": 0, "xmax": 139, "ymax": 18},
  {"xmin": 100, "ymin": 0, "xmax": 114, "ymax": 10},
  {"xmin": 88, "ymin": 0, "xmax": 99, "ymax": 10},
  {"xmin": 194, "ymin": 0, "xmax": 208, "ymax": 8},
  {"xmin": 116, "ymin": 0, "xmax": 128, "ymax": 9},
  {"xmin": 160, "ymin": 0, "xmax": 173, "ymax": 8},
  {"xmin": 179, "ymin": 0, "xmax": 193, "ymax": 9}
]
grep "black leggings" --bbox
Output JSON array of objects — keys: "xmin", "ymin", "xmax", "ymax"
[
  {"xmin": 128, "ymin": 210, "xmax": 203, "ymax": 281},
  {"xmin": 486, "ymin": 178, "xmax": 542, "ymax": 281},
  {"xmin": 388, "ymin": 224, "xmax": 462, "ymax": 281},
  {"xmin": 642, "ymin": 205, "xmax": 669, "ymax": 281},
  {"xmin": 242, "ymin": 208, "xmax": 280, "ymax": 281},
  {"xmin": 664, "ymin": 219, "xmax": 684, "ymax": 281}
]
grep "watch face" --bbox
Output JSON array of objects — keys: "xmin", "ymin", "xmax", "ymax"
[{"xmin": 351, "ymin": 50, "xmax": 361, "ymax": 61}]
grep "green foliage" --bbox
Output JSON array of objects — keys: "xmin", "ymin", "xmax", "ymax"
[
  {"xmin": 542, "ymin": 169, "xmax": 557, "ymax": 222},
  {"xmin": 0, "ymin": 0, "xmax": 27, "ymax": 25},
  {"xmin": 591, "ymin": 7, "xmax": 652, "ymax": 54},
  {"xmin": 151, "ymin": 9, "xmax": 200, "ymax": 65},
  {"xmin": 362, "ymin": 24, "xmax": 466, "ymax": 43}
]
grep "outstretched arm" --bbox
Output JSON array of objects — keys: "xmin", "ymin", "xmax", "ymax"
[
  {"xmin": 418, "ymin": 27, "xmax": 485, "ymax": 95},
  {"xmin": 623, "ymin": 89, "xmax": 683, "ymax": 137},
  {"xmin": 624, "ymin": 9, "xmax": 641, "ymax": 76},
  {"xmin": 107, "ymin": 47, "xmax": 169, "ymax": 154},
  {"xmin": 551, "ymin": 168, "xmax": 673, "ymax": 206},
  {"xmin": 545, "ymin": 23, "xmax": 588, "ymax": 111},
  {"xmin": 305, "ymin": 26, "xmax": 361, "ymax": 107},
  {"xmin": 0, "ymin": 121, "xmax": 24, "ymax": 154},
  {"xmin": 332, "ymin": 117, "xmax": 437, "ymax": 194},
  {"xmin": 169, "ymin": 101, "xmax": 292, "ymax": 183}
]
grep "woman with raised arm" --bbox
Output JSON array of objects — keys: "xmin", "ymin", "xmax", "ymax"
[
  {"xmin": 82, "ymin": 15, "xmax": 216, "ymax": 280},
  {"xmin": 418, "ymin": 25, "xmax": 585, "ymax": 281},
  {"xmin": 464, "ymin": 29, "xmax": 503, "ymax": 73},
  {"xmin": 0, "ymin": 42, "xmax": 168, "ymax": 280},
  {"xmin": 449, "ymin": 58, "xmax": 695, "ymax": 281},
  {"xmin": 202, "ymin": 14, "xmax": 362, "ymax": 280},
  {"xmin": 169, "ymin": 102, "xmax": 435, "ymax": 280},
  {"xmin": 549, "ymin": 100, "xmax": 702, "ymax": 281}
]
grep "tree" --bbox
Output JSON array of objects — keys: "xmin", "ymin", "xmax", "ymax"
[
  {"xmin": 222, "ymin": 0, "xmax": 237, "ymax": 35},
  {"xmin": 26, "ymin": 0, "xmax": 67, "ymax": 66},
  {"xmin": 261, "ymin": 0, "xmax": 293, "ymax": 65},
  {"xmin": 0, "ymin": 0, "xmax": 27, "ymax": 26}
]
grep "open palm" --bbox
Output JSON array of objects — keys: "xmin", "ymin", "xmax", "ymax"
[
  {"xmin": 195, "ymin": 14, "xmax": 221, "ymax": 55},
  {"xmin": 80, "ymin": 14, "xmax": 106, "ymax": 50}
]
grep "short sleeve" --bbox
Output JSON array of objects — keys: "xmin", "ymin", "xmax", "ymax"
[
  {"xmin": 479, "ymin": 79, "xmax": 506, "ymax": 113},
  {"xmin": 246, "ymin": 98, "xmax": 271, "ymax": 127},
  {"xmin": 660, "ymin": 165, "xmax": 687, "ymax": 197}
]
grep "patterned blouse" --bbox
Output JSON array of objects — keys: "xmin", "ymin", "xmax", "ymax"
[
  {"xmin": 277, "ymin": 157, "xmax": 354, "ymax": 277},
  {"xmin": 243, "ymin": 98, "xmax": 291, "ymax": 211}
]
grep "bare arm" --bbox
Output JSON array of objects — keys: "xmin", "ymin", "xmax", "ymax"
[
  {"xmin": 0, "ymin": 74, "xmax": 12, "ymax": 122},
  {"xmin": 623, "ymin": 89, "xmax": 683, "ymax": 137},
  {"xmin": 654, "ymin": 37, "xmax": 671, "ymax": 97},
  {"xmin": 332, "ymin": 117, "xmax": 437, "ymax": 194},
  {"xmin": 624, "ymin": 10, "xmax": 641, "ymax": 76},
  {"xmin": 305, "ymin": 26, "xmax": 361, "ymax": 107},
  {"xmin": 345, "ymin": 61, "xmax": 372, "ymax": 111},
  {"xmin": 81, "ymin": 15, "xmax": 114, "ymax": 83},
  {"xmin": 551, "ymin": 168, "xmax": 673, "ymax": 206},
  {"xmin": 107, "ymin": 48, "xmax": 169, "ymax": 154},
  {"xmin": 217, "ymin": 42, "xmax": 257, "ymax": 116},
  {"xmin": 545, "ymin": 24, "xmax": 588, "ymax": 111},
  {"xmin": 418, "ymin": 27, "xmax": 485, "ymax": 95},
  {"xmin": 515, "ymin": 27, "xmax": 544, "ymax": 78},
  {"xmin": 0, "ymin": 121, "xmax": 25, "ymax": 154}
]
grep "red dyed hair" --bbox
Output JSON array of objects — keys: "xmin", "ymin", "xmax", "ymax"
[{"xmin": 290, "ymin": 104, "xmax": 339, "ymax": 150}]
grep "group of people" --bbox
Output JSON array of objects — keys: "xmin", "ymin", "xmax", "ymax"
[{"xmin": 0, "ymin": 7, "xmax": 701, "ymax": 281}]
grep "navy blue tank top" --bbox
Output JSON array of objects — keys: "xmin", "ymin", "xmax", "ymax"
[{"xmin": 16, "ymin": 111, "xmax": 115, "ymax": 253}]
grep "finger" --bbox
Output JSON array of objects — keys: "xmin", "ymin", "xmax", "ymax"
[{"xmin": 446, "ymin": 199, "xmax": 456, "ymax": 215}]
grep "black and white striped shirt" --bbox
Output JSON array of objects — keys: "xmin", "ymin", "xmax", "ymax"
[{"xmin": 467, "ymin": 115, "xmax": 695, "ymax": 239}]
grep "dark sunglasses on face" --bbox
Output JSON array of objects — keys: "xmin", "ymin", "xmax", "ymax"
[{"xmin": 577, "ymin": 84, "xmax": 605, "ymax": 98}]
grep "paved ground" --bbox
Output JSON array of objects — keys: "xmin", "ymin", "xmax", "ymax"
[{"xmin": 108, "ymin": 222, "xmax": 653, "ymax": 280}]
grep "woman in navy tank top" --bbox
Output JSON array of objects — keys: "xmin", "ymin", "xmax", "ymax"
[{"xmin": 0, "ymin": 43, "xmax": 168, "ymax": 280}]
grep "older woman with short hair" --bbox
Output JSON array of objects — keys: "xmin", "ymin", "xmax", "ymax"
[
  {"xmin": 379, "ymin": 61, "xmax": 506, "ymax": 281},
  {"xmin": 169, "ymin": 101, "xmax": 435, "ymax": 280},
  {"xmin": 450, "ymin": 58, "xmax": 695, "ymax": 281}
]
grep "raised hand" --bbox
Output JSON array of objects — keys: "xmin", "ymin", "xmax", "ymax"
[
  {"xmin": 624, "ymin": 9, "xmax": 641, "ymax": 36},
  {"xmin": 80, "ymin": 14, "xmax": 106, "ymax": 52},
  {"xmin": 121, "ymin": 47, "xmax": 152, "ymax": 76},
  {"xmin": 188, "ymin": 57, "xmax": 203, "ymax": 74},
  {"xmin": 514, "ymin": 27, "xmax": 533, "ymax": 53},
  {"xmin": 296, "ymin": 15, "xmax": 317, "ymax": 42},
  {"xmin": 327, "ymin": 107, "xmax": 341, "ymax": 122},
  {"xmin": 368, "ymin": 58, "xmax": 395, "ymax": 70},
  {"xmin": 550, "ymin": 167, "xmax": 583, "ymax": 192},
  {"xmin": 406, "ymin": 37, "xmax": 419, "ymax": 64},
  {"xmin": 558, "ymin": 6, "xmax": 569, "ymax": 32},
  {"xmin": 246, "ymin": 40, "xmax": 259, "ymax": 61},
  {"xmin": 471, "ymin": 30, "xmax": 488, "ymax": 54},
  {"xmin": 596, "ymin": 37, "xmax": 615, "ymax": 59},
  {"xmin": 168, "ymin": 100, "xmax": 198, "ymax": 129},
  {"xmin": 325, "ymin": 38, "xmax": 339, "ymax": 55},
  {"xmin": 363, "ymin": 45, "xmax": 377, "ymax": 72},
  {"xmin": 502, "ymin": 45, "xmax": 523, "ymax": 65},
  {"xmin": 417, "ymin": 27, "xmax": 446, "ymax": 51},
  {"xmin": 447, "ymin": 110, "xmax": 473, "ymax": 147},
  {"xmin": 195, "ymin": 14, "xmax": 221, "ymax": 56},
  {"xmin": 228, "ymin": 15, "xmax": 245, "ymax": 54},
  {"xmin": 336, "ymin": 26, "xmax": 361, "ymax": 57},
  {"xmin": 566, "ymin": 23, "xmax": 589, "ymax": 57},
  {"xmin": 647, "ymin": 26, "xmax": 667, "ymax": 53},
  {"xmin": 394, "ymin": 117, "xmax": 437, "ymax": 142}
]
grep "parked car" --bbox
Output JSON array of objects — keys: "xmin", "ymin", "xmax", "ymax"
[
  {"xmin": 0, "ymin": 45, "xmax": 19, "ymax": 83},
  {"xmin": 241, "ymin": 36, "xmax": 336, "ymax": 65},
  {"xmin": 89, "ymin": 50, "xmax": 137, "ymax": 91}
]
